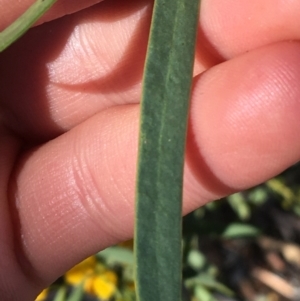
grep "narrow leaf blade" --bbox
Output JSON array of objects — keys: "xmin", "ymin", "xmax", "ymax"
[
  {"xmin": 0, "ymin": 0, "xmax": 57, "ymax": 52},
  {"xmin": 134, "ymin": 1, "xmax": 201, "ymax": 301}
]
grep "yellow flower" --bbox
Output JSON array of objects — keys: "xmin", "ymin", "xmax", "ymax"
[
  {"xmin": 35, "ymin": 289, "xmax": 49, "ymax": 301},
  {"xmin": 65, "ymin": 256, "xmax": 118, "ymax": 300},
  {"xmin": 93, "ymin": 271, "xmax": 118, "ymax": 300}
]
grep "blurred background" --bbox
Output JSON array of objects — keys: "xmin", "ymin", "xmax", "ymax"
[{"xmin": 36, "ymin": 163, "xmax": 300, "ymax": 301}]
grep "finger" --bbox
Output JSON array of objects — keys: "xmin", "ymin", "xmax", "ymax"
[
  {"xmin": 0, "ymin": 0, "xmax": 103, "ymax": 30},
  {"xmin": 0, "ymin": 130, "xmax": 36, "ymax": 301},
  {"xmin": 186, "ymin": 41, "xmax": 300, "ymax": 202},
  {"xmin": 10, "ymin": 42, "xmax": 300, "ymax": 294},
  {"xmin": 3, "ymin": 0, "xmax": 300, "ymax": 139},
  {"xmin": 200, "ymin": 0, "xmax": 300, "ymax": 61},
  {"xmin": 0, "ymin": 0, "xmax": 152, "ymax": 140}
]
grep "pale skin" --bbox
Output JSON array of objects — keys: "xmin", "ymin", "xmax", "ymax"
[{"xmin": 1, "ymin": 0, "xmax": 300, "ymax": 299}]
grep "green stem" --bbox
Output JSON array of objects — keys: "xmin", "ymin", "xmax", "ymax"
[{"xmin": 0, "ymin": 0, "xmax": 57, "ymax": 52}]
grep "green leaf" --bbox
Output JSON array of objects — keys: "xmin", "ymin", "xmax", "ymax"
[
  {"xmin": 97, "ymin": 246, "xmax": 134, "ymax": 266},
  {"xmin": 0, "ymin": 0, "xmax": 57, "ymax": 52},
  {"xmin": 222, "ymin": 223, "xmax": 261, "ymax": 239},
  {"xmin": 248, "ymin": 187, "xmax": 268, "ymax": 206},
  {"xmin": 134, "ymin": 0, "xmax": 200, "ymax": 301},
  {"xmin": 185, "ymin": 274, "xmax": 234, "ymax": 297},
  {"xmin": 53, "ymin": 287, "xmax": 67, "ymax": 301},
  {"xmin": 187, "ymin": 250, "xmax": 207, "ymax": 270},
  {"xmin": 227, "ymin": 192, "xmax": 251, "ymax": 220},
  {"xmin": 194, "ymin": 285, "xmax": 217, "ymax": 301},
  {"xmin": 67, "ymin": 281, "xmax": 86, "ymax": 301}
]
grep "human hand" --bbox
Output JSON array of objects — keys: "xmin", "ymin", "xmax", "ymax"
[{"xmin": 0, "ymin": 0, "xmax": 300, "ymax": 299}]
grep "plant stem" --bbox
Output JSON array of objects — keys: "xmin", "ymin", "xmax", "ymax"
[{"xmin": 0, "ymin": 0, "xmax": 57, "ymax": 52}]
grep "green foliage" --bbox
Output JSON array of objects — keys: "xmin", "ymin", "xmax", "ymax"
[
  {"xmin": 66, "ymin": 282, "xmax": 85, "ymax": 301},
  {"xmin": 97, "ymin": 246, "xmax": 134, "ymax": 266},
  {"xmin": 53, "ymin": 287, "xmax": 67, "ymax": 301},
  {"xmin": 221, "ymin": 223, "xmax": 260, "ymax": 239},
  {"xmin": 185, "ymin": 274, "xmax": 234, "ymax": 297},
  {"xmin": 227, "ymin": 193, "xmax": 251, "ymax": 220}
]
